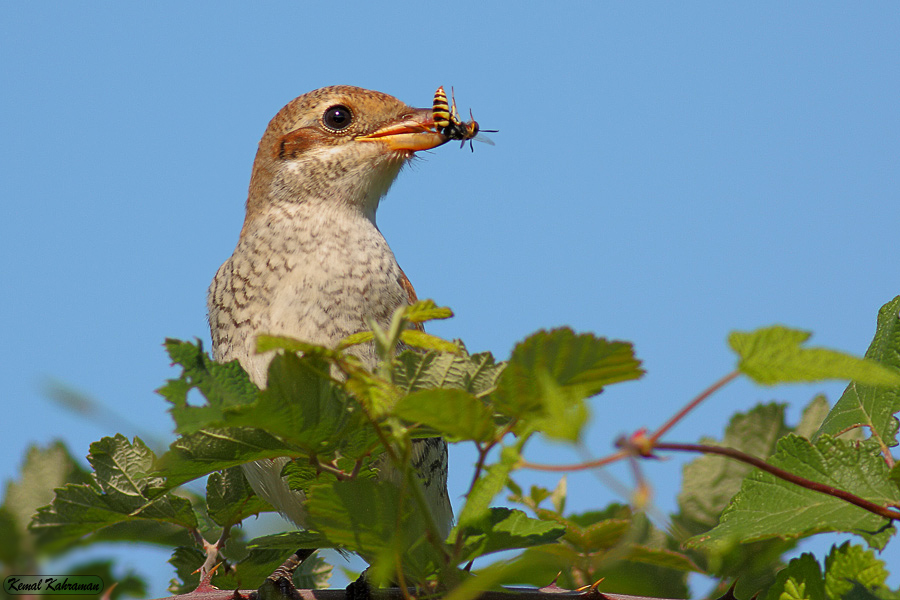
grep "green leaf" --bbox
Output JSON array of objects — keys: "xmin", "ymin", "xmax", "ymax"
[
  {"xmin": 549, "ymin": 476, "xmax": 567, "ymax": 514},
  {"xmin": 2, "ymin": 441, "xmax": 89, "ymax": 559},
  {"xmin": 729, "ymin": 325, "xmax": 900, "ymax": 386},
  {"xmin": 457, "ymin": 444, "xmax": 522, "ymax": 530},
  {"xmin": 672, "ymin": 403, "xmax": 816, "ymax": 595},
  {"xmin": 157, "ymin": 352, "xmax": 380, "ymax": 488},
  {"xmin": 156, "ymin": 427, "xmax": 296, "ymax": 489},
  {"xmin": 824, "ymin": 542, "xmax": 897, "ymax": 600},
  {"xmin": 306, "ymin": 479, "xmax": 414, "ymax": 553},
  {"xmin": 206, "ymin": 467, "xmax": 270, "ymax": 527},
  {"xmin": 763, "ymin": 553, "xmax": 825, "ymax": 600},
  {"xmin": 491, "ymin": 328, "xmax": 643, "ymax": 420},
  {"xmin": 531, "ymin": 369, "xmax": 589, "ymax": 441},
  {"xmin": 305, "ymin": 479, "xmax": 442, "ymax": 579},
  {"xmin": 255, "ymin": 334, "xmax": 339, "ymax": 358},
  {"xmin": 443, "ymin": 551, "xmax": 568, "ymax": 600},
  {"xmin": 404, "ymin": 300, "xmax": 453, "ymax": 323},
  {"xmin": 337, "ymin": 330, "xmax": 375, "ymax": 350},
  {"xmin": 160, "ymin": 339, "xmax": 259, "ymax": 434},
  {"xmin": 795, "ymin": 394, "xmax": 831, "ymax": 439},
  {"xmin": 74, "ymin": 518, "xmax": 190, "ymax": 548},
  {"xmin": 31, "ymin": 436, "xmax": 197, "ymax": 552},
  {"xmin": 169, "ymin": 530, "xmax": 333, "ymax": 593},
  {"xmin": 816, "ymin": 296, "xmax": 900, "ymax": 449},
  {"xmin": 244, "ymin": 353, "xmax": 376, "ymax": 455},
  {"xmin": 399, "ymin": 329, "xmax": 460, "ymax": 353},
  {"xmin": 677, "ymin": 403, "xmax": 790, "ymax": 530},
  {"xmin": 456, "ymin": 508, "xmax": 565, "ymax": 562},
  {"xmin": 223, "ymin": 547, "xmax": 331, "ymax": 591},
  {"xmin": 393, "ymin": 349, "xmax": 504, "ymax": 397},
  {"xmin": 566, "ymin": 517, "xmax": 631, "ymax": 550},
  {"xmin": 0, "ymin": 507, "xmax": 20, "ymax": 565},
  {"xmin": 622, "ymin": 545, "xmax": 699, "ymax": 571},
  {"xmin": 246, "ymin": 530, "xmax": 331, "ymax": 551},
  {"xmin": 394, "ymin": 389, "xmax": 496, "ymax": 442},
  {"xmin": 687, "ymin": 435, "xmax": 899, "ymax": 552},
  {"xmin": 167, "ymin": 545, "xmax": 206, "ymax": 594},
  {"xmin": 281, "ymin": 454, "xmax": 379, "ymax": 495},
  {"xmin": 511, "ymin": 543, "xmax": 691, "ymax": 599}
]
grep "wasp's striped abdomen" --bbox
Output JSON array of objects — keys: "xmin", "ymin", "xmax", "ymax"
[{"xmin": 432, "ymin": 85, "xmax": 497, "ymax": 151}]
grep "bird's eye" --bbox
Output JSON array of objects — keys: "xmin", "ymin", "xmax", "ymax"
[{"xmin": 323, "ymin": 105, "xmax": 353, "ymax": 131}]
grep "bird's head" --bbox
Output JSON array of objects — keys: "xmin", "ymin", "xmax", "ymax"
[{"xmin": 243, "ymin": 86, "xmax": 445, "ymax": 230}]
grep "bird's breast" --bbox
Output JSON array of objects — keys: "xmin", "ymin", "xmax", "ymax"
[{"xmin": 208, "ymin": 207, "xmax": 408, "ymax": 386}]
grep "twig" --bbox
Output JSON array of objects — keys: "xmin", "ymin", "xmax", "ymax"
[
  {"xmin": 653, "ymin": 442, "xmax": 900, "ymax": 521},
  {"xmin": 520, "ymin": 449, "xmax": 629, "ymax": 473},
  {"xmin": 648, "ymin": 370, "xmax": 740, "ymax": 443}
]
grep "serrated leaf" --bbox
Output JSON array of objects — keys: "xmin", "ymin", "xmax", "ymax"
[
  {"xmin": 306, "ymin": 479, "xmax": 417, "ymax": 552},
  {"xmin": 77, "ymin": 518, "xmax": 190, "ymax": 548},
  {"xmin": 729, "ymin": 325, "xmax": 900, "ymax": 386},
  {"xmin": 225, "ymin": 547, "xmax": 331, "ymax": 591},
  {"xmin": 246, "ymin": 530, "xmax": 331, "ymax": 551},
  {"xmin": 2, "ymin": 441, "xmax": 89, "ymax": 559},
  {"xmin": 816, "ymin": 296, "xmax": 900, "ymax": 449},
  {"xmin": 255, "ymin": 334, "xmax": 342, "ymax": 358},
  {"xmin": 677, "ymin": 403, "xmax": 790, "ymax": 530},
  {"xmin": 623, "ymin": 545, "xmax": 699, "ymax": 571},
  {"xmin": 394, "ymin": 389, "xmax": 496, "ymax": 442},
  {"xmin": 687, "ymin": 435, "xmax": 899, "ymax": 552},
  {"xmin": 399, "ymin": 329, "xmax": 461, "ymax": 353},
  {"xmin": 305, "ymin": 479, "xmax": 442, "ymax": 579},
  {"xmin": 404, "ymin": 300, "xmax": 454, "ymax": 323},
  {"xmin": 338, "ymin": 331, "xmax": 375, "ymax": 350},
  {"xmin": 31, "ymin": 436, "xmax": 197, "ymax": 552},
  {"xmin": 445, "ymin": 549, "xmax": 570, "ymax": 600},
  {"xmin": 160, "ymin": 339, "xmax": 259, "ymax": 433},
  {"xmin": 0, "ymin": 507, "xmax": 20, "ymax": 565},
  {"xmin": 206, "ymin": 467, "xmax": 270, "ymax": 527},
  {"xmin": 157, "ymin": 352, "xmax": 380, "ymax": 489},
  {"xmin": 512, "ymin": 541, "xmax": 692, "ymax": 598},
  {"xmin": 167, "ymin": 545, "xmax": 206, "ymax": 594},
  {"xmin": 824, "ymin": 542, "xmax": 896, "ymax": 600},
  {"xmin": 170, "ymin": 531, "xmax": 331, "ymax": 593},
  {"xmin": 244, "ymin": 353, "xmax": 376, "ymax": 455},
  {"xmin": 763, "ymin": 553, "xmax": 825, "ymax": 600},
  {"xmin": 491, "ymin": 328, "xmax": 643, "ymax": 420},
  {"xmin": 531, "ymin": 369, "xmax": 589, "ymax": 441},
  {"xmin": 282, "ymin": 454, "xmax": 379, "ymax": 495},
  {"xmin": 570, "ymin": 518, "xmax": 631, "ymax": 550},
  {"xmin": 456, "ymin": 507, "xmax": 564, "ymax": 563},
  {"xmin": 155, "ymin": 427, "xmax": 296, "ymax": 489},
  {"xmin": 795, "ymin": 395, "xmax": 831, "ymax": 439},
  {"xmin": 393, "ymin": 349, "xmax": 504, "ymax": 397}
]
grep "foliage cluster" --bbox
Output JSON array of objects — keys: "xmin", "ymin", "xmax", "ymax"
[{"xmin": 3, "ymin": 297, "xmax": 900, "ymax": 599}]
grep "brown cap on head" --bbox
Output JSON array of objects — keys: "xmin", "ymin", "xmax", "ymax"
[{"xmin": 242, "ymin": 86, "xmax": 446, "ymax": 229}]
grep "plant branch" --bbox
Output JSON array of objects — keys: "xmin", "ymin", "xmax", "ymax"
[
  {"xmin": 653, "ymin": 441, "xmax": 900, "ymax": 521},
  {"xmin": 520, "ymin": 449, "xmax": 629, "ymax": 472},
  {"xmin": 648, "ymin": 370, "xmax": 741, "ymax": 443}
]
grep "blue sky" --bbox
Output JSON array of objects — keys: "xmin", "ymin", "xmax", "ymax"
[{"xmin": 3, "ymin": 2, "xmax": 899, "ymax": 595}]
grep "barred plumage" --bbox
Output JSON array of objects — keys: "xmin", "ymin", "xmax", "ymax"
[{"xmin": 209, "ymin": 86, "xmax": 454, "ymax": 550}]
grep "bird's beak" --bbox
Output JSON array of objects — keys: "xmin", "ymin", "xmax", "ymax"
[{"xmin": 356, "ymin": 107, "xmax": 447, "ymax": 152}]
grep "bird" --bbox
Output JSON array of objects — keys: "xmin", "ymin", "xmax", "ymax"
[{"xmin": 207, "ymin": 86, "xmax": 454, "ymax": 557}]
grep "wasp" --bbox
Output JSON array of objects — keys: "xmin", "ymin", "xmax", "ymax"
[{"xmin": 432, "ymin": 85, "xmax": 497, "ymax": 151}]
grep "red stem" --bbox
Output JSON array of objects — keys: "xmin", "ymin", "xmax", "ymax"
[{"xmin": 655, "ymin": 441, "xmax": 900, "ymax": 521}]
